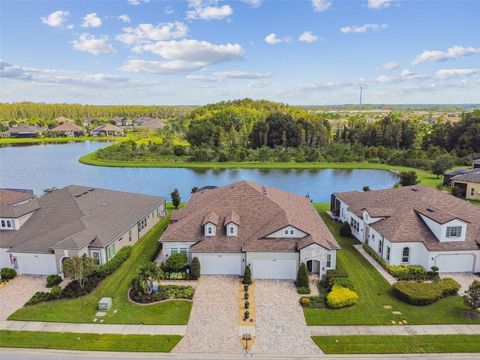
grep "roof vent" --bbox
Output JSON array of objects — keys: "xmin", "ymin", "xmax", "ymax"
[
  {"xmin": 262, "ymin": 186, "xmax": 267, "ymax": 196},
  {"xmin": 426, "ymin": 208, "xmax": 434, "ymax": 213},
  {"xmin": 411, "ymin": 188, "xmax": 418, "ymax": 192}
]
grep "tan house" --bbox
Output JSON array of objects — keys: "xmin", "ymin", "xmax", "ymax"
[
  {"xmin": 160, "ymin": 181, "xmax": 339, "ymax": 279},
  {"xmin": 451, "ymin": 169, "xmax": 480, "ymax": 200},
  {"xmin": 90, "ymin": 124, "xmax": 124, "ymax": 137},
  {"xmin": 50, "ymin": 122, "xmax": 85, "ymax": 137},
  {"xmin": 0, "ymin": 186, "xmax": 165, "ymax": 275}
]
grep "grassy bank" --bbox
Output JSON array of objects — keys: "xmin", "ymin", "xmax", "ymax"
[
  {"xmin": 312, "ymin": 335, "xmax": 480, "ymax": 354},
  {"xmin": 0, "ymin": 330, "xmax": 181, "ymax": 352},
  {"xmin": 0, "ymin": 136, "xmax": 120, "ymax": 145},
  {"xmin": 9, "ymin": 209, "xmax": 192, "ymax": 325}
]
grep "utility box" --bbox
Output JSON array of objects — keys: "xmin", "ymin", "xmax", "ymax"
[{"xmin": 98, "ymin": 297, "xmax": 112, "ymax": 310}]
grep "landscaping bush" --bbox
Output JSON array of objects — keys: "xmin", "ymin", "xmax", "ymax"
[
  {"xmin": 164, "ymin": 271, "xmax": 189, "ymax": 280},
  {"xmin": 46, "ymin": 274, "xmax": 62, "ymax": 288},
  {"xmin": 463, "ymin": 280, "xmax": 480, "ymax": 313},
  {"xmin": 50, "ymin": 285, "xmax": 62, "ymax": 298},
  {"xmin": 339, "ymin": 222, "xmax": 352, "ymax": 237},
  {"xmin": 243, "ymin": 265, "xmax": 252, "ymax": 285},
  {"xmin": 25, "ymin": 291, "xmax": 56, "ymax": 306},
  {"xmin": 392, "ymin": 278, "xmax": 461, "ymax": 306},
  {"xmin": 165, "ymin": 253, "xmax": 187, "ymax": 272},
  {"xmin": 296, "ymin": 262, "xmax": 310, "ymax": 292},
  {"xmin": 300, "ymin": 297, "xmax": 311, "ymax": 307},
  {"xmin": 94, "ymin": 246, "xmax": 132, "ymax": 277},
  {"xmin": 326, "ymin": 285, "xmax": 359, "ymax": 309},
  {"xmin": 190, "ymin": 257, "xmax": 201, "ymax": 280},
  {"xmin": 297, "ymin": 286, "xmax": 311, "ymax": 294},
  {"xmin": 1, "ymin": 268, "xmax": 17, "ymax": 280},
  {"xmin": 325, "ymin": 258, "xmax": 354, "ymax": 290}
]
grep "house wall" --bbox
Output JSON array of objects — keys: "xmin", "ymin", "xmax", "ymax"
[
  {"xmin": 0, "ymin": 248, "xmax": 12, "ymax": 268},
  {"xmin": 266, "ymin": 226, "xmax": 307, "ymax": 238},
  {"xmin": 299, "ymin": 244, "xmax": 336, "ymax": 277},
  {"xmin": 418, "ymin": 215, "xmax": 466, "ymax": 242},
  {"xmin": 466, "ymin": 182, "xmax": 480, "ymax": 200},
  {"xmin": 160, "ymin": 241, "xmax": 197, "ymax": 262}
]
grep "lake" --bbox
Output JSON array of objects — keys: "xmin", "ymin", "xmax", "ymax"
[{"xmin": 0, "ymin": 142, "xmax": 398, "ymax": 202}]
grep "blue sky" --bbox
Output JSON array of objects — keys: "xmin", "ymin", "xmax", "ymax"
[{"xmin": 1, "ymin": 0, "xmax": 479, "ymax": 105}]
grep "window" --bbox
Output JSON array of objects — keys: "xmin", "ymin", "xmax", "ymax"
[
  {"xmin": 106, "ymin": 243, "xmax": 116, "ymax": 261},
  {"xmin": 171, "ymin": 248, "xmax": 178, "ymax": 255},
  {"xmin": 289, "ymin": 229, "xmax": 295, "ymax": 235},
  {"xmin": 326, "ymin": 254, "xmax": 332, "ymax": 268},
  {"xmin": 402, "ymin": 247, "xmax": 410, "ymax": 263},
  {"xmin": 137, "ymin": 218, "xmax": 147, "ymax": 232},
  {"xmin": 283, "ymin": 229, "xmax": 289, "ymax": 236},
  {"xmin": 128, "ymin": 229, "xmax": 132, "ymax": 242},
  {"xmin": 350, "ymin": 218, "xmax": 360, "ymax": 232},
  {"xmin": 446, "ymin": 226, "xmax": 462, "ymax": 238},
  {"xmin": 207, "ymin": 226, "xmax": 213, "ymax": 234},
  {"xmin": 6, "ymin": 220, "xmax": 12, "ymax": 228},
  {"xmin": 91, "ymin": 251, "xmax": 101, "ymax": 265},
  {"xmin": 378, "ymin": 238, "xmax": 383, "ymax": 255},
  {"xmin": 227, "ymin": 225, "xmax": 237, "ymax": 236},
  {"xmin": 180, "ymin": 248, "xmax": 188, "ymax": 254},
  {"xmin": 1, "ymin": 220, "xmax": 5, "ymax": 228},
  {"xmin": 386, "ymin": 246, "xmax": 391, "ymax": 261}
]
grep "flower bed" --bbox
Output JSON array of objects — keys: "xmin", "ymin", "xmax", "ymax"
[{"xmin": 129, "ymin": 285, "xmax": 194, "ymax": 304}]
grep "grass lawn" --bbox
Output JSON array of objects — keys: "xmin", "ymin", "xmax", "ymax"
[
  {"xmin": 304, "ymin": 203, "xmax": 478, "ymax": 325},
  {"xmin": 0, "ymin": 136, "xmax": 119, "ymax": 145},
  {"xmin": 312, "ymin": 335, "xmax": 480, "ymax": 354},
  {"xmin": 0, "ymin": 330, "xmax": 181, "ymax": 352},
  {"xmin": 9, "ymin": 209, "xmax": 192, "ymax": 325}
]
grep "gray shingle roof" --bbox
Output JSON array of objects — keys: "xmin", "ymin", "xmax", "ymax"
[
  {"xmin": 0, "ymin": 186, "xmax": 165, "ymax": 253},
  {"xmin": 452, "ymin": 168, "xmax": 480, "ymax": 184},
  {"xmin": 0, "ymin": 189, "xmax": 35, "ymax": 207}
]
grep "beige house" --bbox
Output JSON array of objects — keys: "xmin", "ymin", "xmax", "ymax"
[
  {"xmin": 160, "ymin": 181, "xmax": 339, "ymax": 280},
  {"xmin": 50, "ymin": 122, "xmax": 85, "ymax": 137},
  {"xmin": 90, "ymin": 124, "xmax": 124, "ymax": 137},
  {"xmin": 451, "ymin": 169, "xmax": 480, "ymax": 200},
  {"xmin": 0, "ymin": 186, "xmax": 165, "ymax": 275}
]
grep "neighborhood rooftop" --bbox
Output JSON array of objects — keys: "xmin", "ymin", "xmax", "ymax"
[{"xmin": 451, "ymin": 168, "xmax": 480, "ymax": 184}]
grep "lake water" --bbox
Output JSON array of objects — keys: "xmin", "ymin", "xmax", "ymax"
[{"xmin": 0, "ymin": 142, "xmax": 398, "ymax": 202}]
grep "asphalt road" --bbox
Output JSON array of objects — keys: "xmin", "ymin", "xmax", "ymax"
[{"xmin": 1, "ymin": 349, "xmax": 480, "ymax": 360}]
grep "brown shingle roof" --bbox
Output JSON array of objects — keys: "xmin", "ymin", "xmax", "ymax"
[
  {"xmin": 161, "ymin": 181, "xmax": 339, "ymax": 253},
  {"xmin": 334, "ymin": 185, "xmax": 480, "ymax": 251},
  {"xmin": 51, "ymin": 122, "xmax": 84, "ymax": 132},
  {"xmin": 0, "ymin": 189, "xmax": 34, "ymax": 207},
  {"xmin": 91, "ymin": 124, "xmax": 123, "ymax": 132}
]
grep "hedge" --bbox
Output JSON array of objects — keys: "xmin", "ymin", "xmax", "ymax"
[
  {"xmin": 392, "ymin": 278, "xmax": 461, "ymax": 306},
  {"xmin": 326, "ymin": 285, "xmax": 359, "ymax": 309},
  {"xmin": 1, "ymin": 268, "xmax": 17, "ymax": 280},
  {"xmin": 325, "ymin": 258, "xmax": 354, "ymax": 290}
]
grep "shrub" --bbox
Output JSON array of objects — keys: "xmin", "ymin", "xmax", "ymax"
[
  {"xmin": 297, "ymin": 286, "xmax": 311, "ymax": 294},
  {"xmin": 392, "ymin": 278, "xmax": 461, "ymax": 306},
  {"xmin": 339, "ymin": 222, "xmax": 352, "ymax": 237},
  {"xmin": 94, "ymin": 246, "xmax": 132, "ymax": 277},
  {"xmin": 50, "ymin": 285, "xmax": 62, "ymax": 298},
  {"xmin": 243, "ymin": 265, "xmax": 252, "ymax": 285},
  {"xmin": 25, "ymin": 291, "xmax": 56, "ymax": 306},
  {"xmin": 46, "ymin": 274, "xmax": 62, "ymax": 288},
  {"xmin": 244, "ymin": 310, "xmax": 249, "ymax": 319},
  {"xmin": 463, "ymin": 280, "xmax": 480, "ymax": 313},
  {"xmin": 165, "ymin": 253, "xmax": 187, "ymax": 272},
  {"xmin": 326, "ymin": 285, "xmax": 359, "ymax": 309},
  {"xmin": 300, "ymin": 297, "xmax": 311, "ymax": 307},
  {"xmin": 190, "ymin": 257, "xmax": 201, "ymax": 280},
  {"xmin": 296, "ymin": 262, "xmax": 310, "ymax": 291},
  {"xmin": 1, "ymin": 268, "xmax": 17, "ymax": 280}
]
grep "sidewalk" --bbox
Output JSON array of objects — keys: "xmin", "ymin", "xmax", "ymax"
[
  {"xmin": 354, "ymin": 244, "xmax": 396, "ymax": 285},
  {"xmin": 0, "ymin": 320, "xmax": 186, "ymax": 335},
  {"xmin": 310, "ymin": 324, "xmax": 480, "ymax": 336}
]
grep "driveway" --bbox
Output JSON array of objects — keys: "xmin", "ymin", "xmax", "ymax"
[
  {"xmin": 440, "ymin": 273, "xmax": 479, "ymax": 294},
  {"xmin": 250, "ymin": 280, "xmax": 322, "ymax": 355},
  {"xmin": 0, "ymin": 275, "xmax": 47, "ymax": 320},
  {"xmin": 172, "ymin": 276, "xmax": 244, "ymax": 354}
]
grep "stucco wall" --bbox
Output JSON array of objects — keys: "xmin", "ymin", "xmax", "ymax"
[
  {"xmin": 300, "ymin": 244, "xmax": 336, "ymax": 277},
  {"xmin": 466, "ymin": 182, "xmax": 480, "ymax": 200}
]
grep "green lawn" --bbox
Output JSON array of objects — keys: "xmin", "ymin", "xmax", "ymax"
[
  {"xmin": 0, "ymin": 330, "xmax": 181, "ymax": 352},
  {"xmin": 304, "ymin": 203, "xmax": 478, "ymax": 325},
  {"xmin": 0, "ymin": 136, "xmax": 119, "ymax": 145},
  {"xmin": 312, "ymin": 335, "xmax": 480, "ymax": 354},
  {"xmin": 9, "ymin": 210, "xmax": 192, "ymax": 325}
]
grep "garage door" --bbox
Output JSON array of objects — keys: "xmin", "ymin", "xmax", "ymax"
[
  {"xmin": 196, "ymin": 253, "xmax": 242, "ymax": 275},
  {"xmin": 436, "ymin": 254, "xmax": 474, "ymax": 272},
  {"xmin": 251, "ymin": 259, "xmax": 297, "ymax": 280},
  {"xmin": 15, "ymin": 253, "xmax": 57, "ymax": 275}
]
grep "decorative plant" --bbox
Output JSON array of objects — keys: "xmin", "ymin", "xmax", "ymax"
[
  {"xmin": 243, "ymin": 265, "xmax": 252, "ymax": 285},
  {"xmin": 190, "ymin": 257, "xmax": 201, "ymax": 280}
]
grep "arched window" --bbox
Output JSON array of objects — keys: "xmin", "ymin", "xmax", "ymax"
[{"xmin": 402, "ymin": 247, "xmax": 410, "ymax": 263}]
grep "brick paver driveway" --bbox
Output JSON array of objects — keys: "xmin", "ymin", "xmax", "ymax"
[
  {"xmin": 0, "ymin": 275, "xmax": 47, "ymax": 320},
  {"xmin": 172, "ymin": 275, "xmax": 244, "ymax": 354},
  {"xmin": 251, "ymin": 280, "xmax": 322, "ymax": 355}
]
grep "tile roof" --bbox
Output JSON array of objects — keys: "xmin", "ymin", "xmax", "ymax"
[
  {"xmin": 334, "ymin": 185, "xmax": 480, "ymax": 251},
  {"xmin": 0, "ymin": 189, "xmax": 35, "ymax": 207},
  {"xmin": 161, "ymin": 181, "xmax": 339, "ymax": 253},
  {"xmin": 0, "ymin": 186, "xmax": 165, "ymax": 253},
  {"xmin": 452, "ymin": 168, "xmax": 480, "ymax": 184},
  {"xmin": 51, "ymin": 122, "xmax": 84, "ymax": 132},
  {"xmin": 91, "ymin": 124, "xmax": 123, "ymax": 132},
  {"xmin": 6, "ymin": 125, "xmax": 44, "ymax": 135}
]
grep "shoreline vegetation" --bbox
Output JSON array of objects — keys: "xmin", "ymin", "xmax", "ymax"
[{"xmin": 0, "ymin": 136, "xmax": 118, "ymax": 145}]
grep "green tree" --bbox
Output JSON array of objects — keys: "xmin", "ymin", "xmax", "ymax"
[
  {"xmin": 463, "ymin": 280, "xmax": 480, "ymax": 313},
  {"xmin": 243, "ymin": 265, "xmax": 252, "ymax": 285},
  {"xmin": 62, "ymin": 254, "xmax": 96, "ymax": 288},
  {"xmin": 190, "ymin": 257, "xmax": 201, "ymax": 280},
  {"xmin": 431, "ymin": 155, "xmax": 454, "ymax": 178},
  {"xmin": 362, "ymin": 185, "xmax": 371, "ymax": 191},
  {"xmin": 165, "ymin": 253, "xmax": 187, "ymax": 271},
  {"xmin": 171, "ymin": 188, "xmax": 181, "ymax": 209},
  {"xmin": 137, "ymin": 262, "xmax": 164, "ymax": 295},
  {"xmin": 296, "ymin": 262, "xmax": 309, "ymax": 289},
  {"xmin": 399, "ymin": 171, "xmax": 419, "ymax": 186}
]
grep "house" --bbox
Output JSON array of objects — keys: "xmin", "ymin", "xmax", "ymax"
[
  {"xmin": 0, "ymin": 186, "xmax": 165, "ymax": 275},
  {"xmin": 55, "ymin": 116, "xmax": 74, "ymax": 124},
  {"xmin": 50, "ymin": 122, "xmax": 85, "ymax": 137},
  {"xmin": 3, "ymin": 125, "xmax": 44, "ymax": 138},
  {"xmin": 0, "ymin": 189, "xmax": 34, "ymax": 207},
  {"xmin": 331, "ymin": 185, "xmax": 480, "ymax": 273},
  {"xmin": 443, "ymin": 168, "xmax": 470, "ymax": 186},
  {"xmin": 90, "ymin": 124, "xmax": 124, "ymax": 137},
  {"xmin": 473, "ymin": 159, "xmax": 480, "ymax": 169},
  {"xmin": 137, "ymin": 118, "xmax": 165, "ymax": 130},
  {"xmin": 451, "ymin": 169, "xmax": 480, "ymax": 200},
  {"xmin": 160, "ymin": 181, "xmax": 339, "ymax": 280}
]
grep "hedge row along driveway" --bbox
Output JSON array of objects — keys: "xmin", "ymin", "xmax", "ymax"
[
  {"xmin": 9, "ymin": 209, "xmax": 193, "ymax": 325},
  {"xmin": 304, "ymin": 204, "xmax": 478, "ymax": 326}
]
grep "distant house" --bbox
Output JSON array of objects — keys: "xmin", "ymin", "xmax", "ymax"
[
  {"xmin": 331, "ymin": 185, "xmax": 480, "ymax": 273},
  {"xmin": 0, "ymin": 189, "xmax": 34, "ymax": 207},
  {"xmin": 90, "ymin": 124, "xmax": 124, "ymax": 137},
  {"xmin": 443, "ymin": 168, "xmax": 469, "ymax": 186},
  {"xmin": 3, "ymin": 125, "xmax": 44, "ymax": 138},
  {"xmin": 50, "ymin": 122, "xmax": 85, "ymax": 137},
  {"xmin": 82, "ymin": 118, "xmax": 93, "ymax": 127},
  {"xmin": 55, "ymin": 116, "xmax": 74, "ymax": 124},
  {"xmin": 137, "ymin": 117, "xmax": 165, "ymax": 130},
  {"xmin": 473, "ymin": 159, "xmax": 480, "ymax": 169},
  {"xmin": 160, "ymin": 181, "xmax": 339, "ymax": 279},
  {"xmin": 451, "ymin": 169, "xmax": 480, "ymax": 200},
  {"xmin": 0, "ymin": 185, "xmax": 165, "ymax": 275}
]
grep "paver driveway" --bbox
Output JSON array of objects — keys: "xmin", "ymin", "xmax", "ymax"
[
  {"xmin": 440, "ymin": 273, "xmax": 478, "ymax": 294},
  {"xmin": 251, "ymin": 280, "xmax": 322, "ymax": 355},
  {"xmin": 172, "ymin": 275, "xmax": 244, "ymax": 354},
  {"xmin": 0, "ymin": 275, "xmax": 47, "ymax": 320}
]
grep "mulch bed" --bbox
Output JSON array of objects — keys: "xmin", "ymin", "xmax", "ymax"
[{"xmin": 464, "ymin": 310, "xmax": 480, "ymax": 320}]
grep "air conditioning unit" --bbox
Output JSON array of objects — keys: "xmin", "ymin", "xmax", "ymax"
[{"xmin": 98, "ymin": 297, "xmax": 112, "ymax": 310}]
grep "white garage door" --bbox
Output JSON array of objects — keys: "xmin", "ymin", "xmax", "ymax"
[
  {"xmin": 436, "ymin": 254, "xmax": 474, "ymax": 272},
  {"xmin": 196, "ymin": 253, "xmax": 242, "ymax": 275},
  {"xmin": 252, "ymin": 259, "xmax": 297, "ymax": 280},
  {"xmin": 16, "ymin": 253, "xmax": 57, "ymax": 275}
]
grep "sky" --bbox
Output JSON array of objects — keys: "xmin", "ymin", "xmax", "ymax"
[{"xmin": 0, "ymin": 0, "xmax": 479, "ymax": 105}]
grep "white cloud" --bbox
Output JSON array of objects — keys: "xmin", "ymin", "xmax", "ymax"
[
  {"xmin": 187, "ymin": 71, "xmax": 272, "ymax": 82},
  {"xmin": 312, "ymin": 0, "xmax": 331, "ymax": 12},
  {"xmin": 164, "ymin": 6, "xmax": 175, "ymax": 15},
  {"xmin": 298, "ymin": 31, "xmax": 320, "ymax": 43},
  {"xmin": 242, "ymin": 0, "xmax": 262, "ymax": 7},
  {"xmin": 72, "ymin": 34, "xmax": 116, "ymax": 55},
  {"xmin": 435, "ymin": 68, "xmax": 479, "ymax": 80},
  {"xmin": 367, "ymin": 0, "xmax": 391, "ymax": 9},
  {"xmin": 41, "ymin": 10, "xmax": 70, "ymax": 27},
  {"xmin": 122, "ymin": 39, "xmax": 244, "ymax": 73},
  {"xmin": 81, "ymin": 13, "xmax": 102, "ymax": 28},
  {"xmin": 412, "ymin": 45, "xmax": 480, "ymax": 65},
  {"xmin": 381, "ymin": 61, "xmax": 399, "ymax": 70},
  {"xmin": 128, "ymin": 0, "xmax": 149, "ymax": 6},
  {"xmin": 187, "ymin": 0, "xmax": 233, "ymax": 20},
  {"xmin": 118, "ymin": 14, "xmax": 131, "ymax": 23},
  {"xmin": 341, "ymin": 23, "xmax": 388, "ymax": 34},
  {"xmin": 264, "ymin": 33, "xmax": 288, "ymax": 45},
  {"xmin": 116, "ymin": 22, "xmax": 188, "ymax": 45}
]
